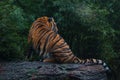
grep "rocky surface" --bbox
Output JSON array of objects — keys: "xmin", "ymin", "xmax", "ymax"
[{"xmin": 0, "ymin": 61, "xmax": 107, "ymax": 80}]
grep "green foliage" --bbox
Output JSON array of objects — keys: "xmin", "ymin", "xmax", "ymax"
[
  {"xmin": 0, "ymin": 0, "xmax": 28, "ymax": 60},
  {"xmin": 0, "ymin": 0, "xmax": 120, "ymax": 79}
]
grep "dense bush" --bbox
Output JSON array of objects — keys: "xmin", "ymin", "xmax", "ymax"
[{"xmin": 0, "ymin": 0, "xmax": 120, "ymax": 79}]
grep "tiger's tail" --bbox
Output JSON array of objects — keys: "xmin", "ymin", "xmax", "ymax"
[
  {"xmin": 83, "ymin": 58, "xmax": 110, "ymax": 71},
  {"xmin": 73, "ymin": 57, "xmax": 110, "ymax": 71},
  {"xmin": 93, "ymin": 59, "xmax": 110, "ymax": 71}
]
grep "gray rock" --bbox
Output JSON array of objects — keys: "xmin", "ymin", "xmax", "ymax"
[{"xmin": 0, "ymin": 62, "xmax": 107, "ymax": 80}]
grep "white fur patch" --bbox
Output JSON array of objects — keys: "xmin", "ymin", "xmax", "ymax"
[
  {"xmin": 103, "ymin": 63, "xmax": 106, "ymax": 66},
  {"xmin": 98, "ymin": 60, "xmax": 102, "ymax": 64}
]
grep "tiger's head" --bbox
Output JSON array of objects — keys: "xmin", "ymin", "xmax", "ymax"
[
  {"xmin": 28, "ymin": 16, "xmax": 58, "ymax": 43},
  {"xmin": 32, "ymin": 16, "xmax": 58, "ymax": 33}
]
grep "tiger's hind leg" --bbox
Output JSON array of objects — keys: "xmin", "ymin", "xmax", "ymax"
[{"xmin": 43, "ymin": 58, "xmax": 56, "ymax": 63}]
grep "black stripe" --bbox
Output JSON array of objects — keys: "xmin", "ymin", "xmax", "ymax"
[
  {"xmin": 52, "ymin": 51, "xmax": 72, "ymax": 54},
  {"xmin": 44, "ymin": 32, "xmax": 55, "ymax": 51},
  {"xmin": 62, "ymin": 54, "xmax": 74, "ymax": 62},
  {"xmin": 73, "ymin": 57, "xmax": 81, "ymax": 64},
  {"xmin": 31, "ymin": 26, "xmax": 44, "ymax": 36},
  {"xmin": 54, "ymin": 52, "xmax": 73, "ymax": 57},
  {"xmin": 53, "ymin": 41, "xmax": 66, "ymax": 50},
  {"xmin": 52, "ymin": 33, "xmax": 57, "ymax": 41},
  {"xmin": 31, "ymin": 26, "xmax": 40, "ymax": 33},
  {"xmin": 33, "ymin": 23, "xmax": 42, "ymax": 29},
  {"xmin": 51, "ymin": 36, "xmax": 63, "ymax": 49},
  {"xmin": 78, "ymin": 59, "xmax": 83, "ymax": 64},
  {"xmin": 37, "ymin": 30, "xmax": 50, "ymax": 48},
  {"xmin": 37, "ymin": 30, "xmax": 50, "ymax": 57},
  {"xmin": 35, "ymin": 28, "xmax": 46, "ymax": 44},
  {"xmin": 30, "ymin": 30, "xmax": 44, "ymax": 49},
  {"xmin": 36, "ymin": 29, "xmax": 49, "ymax": 41},
  {"xmin": 38, "ymin": 28, "xmax": 46, "ymax": 33},
  {"xmin": 90, "ymin": 58, "xmax": 94, "ymax": 63},
  {"xmin": 41, "ymin": 32, "xmax": 53, "ymax": 57},
  {"xmin": 83, "ymin": 59, "xmax": 87, "ymax": 64},
  {"xmin": 54, "ymin": 47, "xmax": 70, "ymax": 52},
  {"xmin": 47, "ymin": 32, "xmax": 55, "ymax": 41},
  {"xmin": 96, "ymin": 59, "xmax": 99, "ymax": 64},
  {"xmin": 53, "ymin": 49, "xmax": 71, "ymax": 53},
  {"xmin": 44, "ymin": 32, "xmax": 54, "ymax": 51},
  {"xmin": 62, "ymin": 48, "xmax": 71, "ymax": 51},
  {"xmin": 53, "ymin": 48, "xmax": 72, "ymax": 53}
]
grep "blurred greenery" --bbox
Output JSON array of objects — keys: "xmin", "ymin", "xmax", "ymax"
[{"xmin": 0, "ymin": 0, "xmax": 120, "ymax": 80}]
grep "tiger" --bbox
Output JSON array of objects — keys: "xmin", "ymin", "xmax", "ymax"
[{"xmin": 26, "ymin": 16, "xmax": 110, "ymax": 71}]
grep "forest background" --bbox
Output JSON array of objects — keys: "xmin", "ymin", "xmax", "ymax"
[{"xmin": 0, "ymin": 0, "xmax": 120, "ymax": 80}]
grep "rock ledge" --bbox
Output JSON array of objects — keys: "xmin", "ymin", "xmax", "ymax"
[{"xmin": 0, "ymin": 61, "xmax": 107, "ymax": 80}]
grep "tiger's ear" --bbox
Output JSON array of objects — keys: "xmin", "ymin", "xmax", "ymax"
[{"xmin": 48, "ymin": 17, "xmax": 53, "ymax": 22}]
